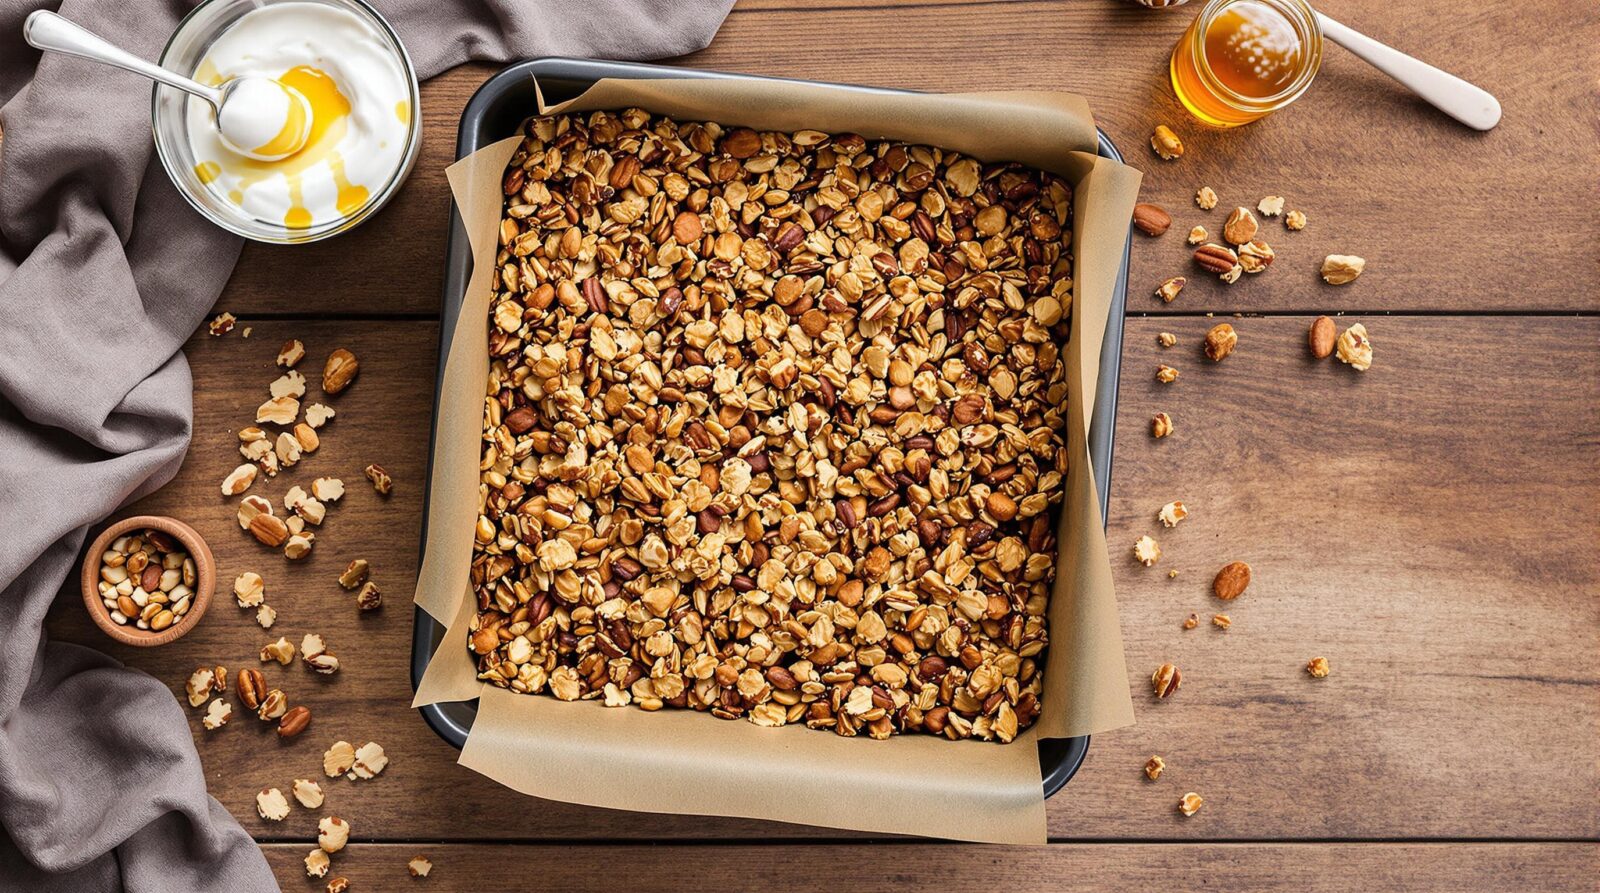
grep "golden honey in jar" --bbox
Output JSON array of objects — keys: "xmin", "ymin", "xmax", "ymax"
[{"xmin": 1170, "ymin": 0, "xmax": 1322, "ymax": 127}]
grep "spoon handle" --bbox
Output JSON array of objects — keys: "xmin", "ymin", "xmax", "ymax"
[
  {"xmin": 1316, "ymin": 12, "xmax": 1501, "ymax": 131},
  {"xmin": 23, "ymin": 10, "xmax": 223, "ymax": 110}
]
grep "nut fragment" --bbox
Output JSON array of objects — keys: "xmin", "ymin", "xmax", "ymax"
[
  {"xmin": 1152, "ymin": 663, "xmax": 1182, "ymax": 698},
  {"xmin": 221, "ymin": 464, "xmax": 257, "ymax": 497},
  {"xmin": 1336, "ymin": 323, "xmax": 1373, "ymax": 371},
  {"xmin": 256, "ymin": 787, "xmax": 291, "ymax": 821},
  {"xmin": 1308, "ymin": 316, "xmax": 1337, "ymax": 359},
  {"xmin": 1158, "ymin": 501, "xmax": 1188, "ymax": 527},
  {"xmin": 249, "ymin": 512, "xmax": 289, "ymax": 548},
  {"xmin": 270, "ymin": 370, "xmax": 307, "ymax": 399},
  {"xmin": 256, "ymin": 396, "xmax": 299, "ymax": 426},
  {"xmin": 306, "ymin": 653, "xmax": 341, "ymax": 675},
  {"xmin": 311, "ymin": 477, "xmax": 345, "ymax": 502},
  {"xmin": 338, "ymin": 559, "xmax": 370, "ymax": 590},
  {"xmin": 256, "ymin": 689, "xmax": 287, "ymax": 721},
  {"xmin": 237, "ymin": 668, "xmax": 266, "ymax": 710},
  {"xmin": 1193, "ymin": 243, "xmax": 1238, "ymax": 275},
  {"xmin": 1285, "ymin": 209, "xmax": 1307, "ymax": 231},
  {"xmin": 1179, "ymin": 792, "xmax": 1203, "ymax": 816},
  {"xmin": 293, "ymin": 778, "xmax": 325, "ymax": 809},
  {"xmin": 186, "ymin": 667, "xmax": 217, "ymax": 707},
  {"xmin": 261, "ymin": 637, "xmax": 295, "ymax": 665},
  {"xmin": 408, "ymin": 856, "xmax": 433, "ymax": 878},
  {"xmin": 305, "ymin": 849, "xmax": 330, "ymax": 878},
  {"xmin": 202, "ymin": 698, "xmax": 232, "ymax": 730},
  {"xmin": 1132, "ymin": 202, "xmax": 1172, "ymax": 236},
  {"xmin": 323, "ymin": 740, "xmax": 357, "ymax": 777},
  {"xmin": 305, "ymin": 403, "xmax": 335, "ymax": 428},
  {"xmin": 277, "ymin": 339, "xmax": 305, "ymax": 368},
  {"xmin": 284, "ymin": 533, "xmax": 315, "ymax": 559},
  {"xmin": 1222, "ymin": 207, "xmax": 1258, "ymax": 245},
  {"xmin": 1212, "ymin": 613, "xmax": 1232, "ymax": 630},
  {"xmin": 1133, "ymin": 536, "xmax": 1162, "ymax": 566},
  {"xmin": 363, "ymin": 463, "xmax": 392, "ymax": 495},
  {"xmin": 322, "ymin": 348, "xmax": 359, "ymax": 394},
  {"xmin": 1236, "ymin": 239, "xmax": 1274, "ymax": 273},
  {"xmin": 1307, "ymin": 656, "xmax": 1330, "ymax": 678},
  {"xmin": 356, "ymin": 581, "xmax": 382, "ymax": 611},
  {"xmin": 1195, "ymin": 186, "xmax": 1218, "ymax": 210},
  {"xmin": 1257, "ymin": 195, "xmax": 1285, "ymax": 217},
  {"xmin": 318, "ymin": 816, "xmax": 350, "ymax": 853},
  {"xmin": 1155, "ymin": 365, "xmax": 1179, "ymax": 384},
  {"xmin": 1183, "ymin": 613, "xmax": 1199, "ymax": 630},
  {"xmin": 1203, "ymin": 323, "xmax": 1237, "ymax": 362},
  {"xmin": 1213, "ymin": 561, "xmax": 1252, "ymax": 600},
  {"xmin": 1155, "ymin": 276, "xmax": 1186, "ymax": 303},
  {"xmin": 256, "ymin": 604, "xmax": 277, "ymax": 628},
  {"xmin": 1151, "ymin": 412, "xmax": 1173, "ymax": 439},
  {"xmin": 1186, "ymin": 225, "xmax": 1207, "ymax": 245},
  {"xmin": 1321, "ymin": 254, "xmax": 1366, "ymax": 285},
  {"xmin": 207, "ymin": 312, "xmax": 236, "ymax": 336},
  {"xmin": 349, "ymin": 741, "xmax": 388, "ymax": 779},
  {"xmin": 1144, "ymin": 755, "xmax": 1166, "ymax": 780},
  {"xmin": 1157, "ymin": 332, "xmax": 1177, "ymax": 348},
  {"xmin": 1150, "ymin": 124, "xmax": 1184, "ymax": 160},
  {"xmin": 278, "ymin": 705, "xmax": 312, "ymax": 738},
  {"xmin": 326, "ymin": 878, "xmax": 349, "ymax": 893}
]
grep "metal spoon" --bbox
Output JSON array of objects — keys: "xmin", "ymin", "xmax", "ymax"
[
  {"xmin": 1316, "ymin": 12, "xmax": 1501, "ymax": 131},
  {"xmin": 23, "ymin": 10, "xmax": 314, "ymax": 160}
]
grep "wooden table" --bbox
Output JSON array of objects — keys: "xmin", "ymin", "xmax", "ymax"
[{"xmin": 48, "ymin": 0, "xmax": 1599, "ymax": 888}]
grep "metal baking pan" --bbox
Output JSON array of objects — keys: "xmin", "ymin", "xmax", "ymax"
[{"xmin": 413, "ymin": 57, "xmax": 1130, "ymax": 801}]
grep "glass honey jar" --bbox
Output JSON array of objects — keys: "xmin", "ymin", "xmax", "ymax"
[{"xmin": 1170, "ymin": 0, "xmax": 1323, "ymax": 127}]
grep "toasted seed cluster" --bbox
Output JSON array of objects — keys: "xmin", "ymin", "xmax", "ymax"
[{"xmin": 468, "ymin": 109, "xmax": 1078, "ymax": 743}]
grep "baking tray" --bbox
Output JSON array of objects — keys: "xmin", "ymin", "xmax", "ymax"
[{"xmin": 412, "ymin": 57, "xmax": 1131, "ymax": 801}]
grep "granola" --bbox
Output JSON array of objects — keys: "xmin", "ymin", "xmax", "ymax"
[{"xmin": 467, "ymin": 110, "xmax": 1079, "ymax": 743}]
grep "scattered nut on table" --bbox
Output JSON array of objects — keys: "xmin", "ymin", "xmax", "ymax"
[
  {"xmin": 322, "ymin": 348, "xmax": 360, "ymax": 394},
  {"xmin": 1151, "ymin": 412, "xmax": 1173, "ymax": 438},
  {"xmin": 407, "ymin": 855, "xmax": 433, "ymax": 878},
  {"xmin": 277, "ymin": 338, "xmax": 305, "ymax": 368},
  {"xmin": 1307, "ymin": 656, "xmax": 1331, "ymax": 678},
  {"xmin": 318, "ymin": 816, "xmax": 350, "ymax": 853},
  {"xmin": 208, "ymin": 312, "xmax": 236, "ymax": 336},
  {"xmin": 1182, "ymin": 613, "xmax": 1199, "ymax": 630},
  {"xmin": 1179, "ymin": 791, "xmax": 1203, "ymax": 816},
  {"xmin": 1155, "ymin": 275, "xmax": 1186, "ymax": 303},
  {"xmin": 256, "ymin": 787, "xmax": 290, "ymax": 821},
  {"xmin": 1144, "ymin": 755, "xmax": 1166, "ymax": 780},
  {"xmin": 1285, "ymin": 209, "xmax": 1307, "ymax": 231},
  {"xmin": 293, "ymin": 778, "xmax": 325, "ymax": 809},
  {"xmin": 1203, "ymin": 323, "xmax": 1237, "ymax": 361},
  {"xmin": 1186, "ymin": 225, "xmax": 1207, "ymax": 245},
  {"xmin": 1151, "ymin": 124, "xmax": 1184, "ymax": 160},
  {"xmin": 1155, "ymin": 364, "xmax": 1179, "ymax": 384},
  {"xmin": 356, "ymin": 581, "xmax": 382, "ymax": 612},
  {"xmin": 237, "ymin": 668, "xmax": 266, "ymax": 710},
  {"xmin": 261, "ymin": 637, "xmax": 295, "ymax": 665},
  {"xmin": 1158, "ymin": 501, "xmax": 1187, "ymax": 527},
  {"xmin": 1321, "ymin": 254, "xmax": 1366, "ymax": 285},
  {"xmin": 1212, "ymin": 613, "xmax": 1232, "ymax": 630},
  {"xmin": 1133, "ymin": 202, "xmax": 1172, "ymax": 236},
  {"xmin": 94, "ymin": 530, "xmax": 196, "ymax": 631},
  {"xmin": 1256, "ymin": 195, "xmax": 1285, "ymax": 217},
  {"xmin": 304, "ymin": 849, "xmax": 330, "ymax": 878},
  {"xmin": 323, "ymin": 740, "xmax": 357, "ymax": 777},
  {"xmin": 1213, "ymin": 561, "xmax": 1252, "ymax": 600},
  {"xmin": 338, "ymin": 559, "xmax": 370, "ymax": 590},
  {"xmin": 1336, "ymin": 323, "xmax": 1373, "ymax": 371},
  {"xmin": 363, "ymin": 463, "xmax": 392, "ymax": 495},
  {"xmin": 1195, "ymin": 186, "xmax": 1218, "ymax": 210},
  {"xmin": 202, "ymin": 699, "xmax": 231, "ymax": 731},
  {"xmin": 1152, "ymin": 663, "xmax": 1182, "ymax": 698},
  {"xmin": 1308, "ymin": 316, "xmax": 1337, "ymax": 359},
  {"xmin": 1222, "ymin": 207, "xmax": 1258, "ymax": 245},
  {"xmin": 278, "ymin": 705, "xmax": 312, "ymax": 739},
  {"xmin": 1133, "ymin": 536, "xmax": 1162, "ymax": 566}
]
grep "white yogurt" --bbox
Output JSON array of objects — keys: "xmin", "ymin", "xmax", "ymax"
[{"xmin": 185, "ymin": 2, "xmax": 412, "ymax": 230}]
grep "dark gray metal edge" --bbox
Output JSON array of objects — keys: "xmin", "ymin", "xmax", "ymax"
[{"xmin": 414, "ymin": 57, "xmax": 1129, "ymax": 801}]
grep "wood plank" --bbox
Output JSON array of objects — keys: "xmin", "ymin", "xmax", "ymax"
[
  {"xmin": 218, "ymin": 0, "xmax": 1599, "ymax": 317},
  {"xmin": 48, "ymin": 315, "xmax": 1600, "ymax": 842},
  {"xmin": 259, "ymin": 843, "xmax": 1596, "ymax": 891}
]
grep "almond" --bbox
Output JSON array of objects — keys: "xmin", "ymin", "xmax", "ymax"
[
  {"xmin": 1132, "ymin": 203, "xmax": 1172, "ymax": 236},
  {"xmin": 1308, "ymin": 316, "xmax": 1336, "ymax": 358},
  {"xmin": 1222, "ymin": 206, "xmax": 1258, "ymax": 245},
  {"xmin": 321, "ymin": 348, "xmax": 359, "ymax": 395},
  {"xmin": 1213, "ymin": 561, "xmax": 1252, "ymax": 600}
]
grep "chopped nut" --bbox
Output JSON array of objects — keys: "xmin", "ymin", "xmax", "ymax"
[
  {"xmin": 311, "ymin": 477, "xmax": 345, "ymax": 502},
  {"xmin": 241, "ymin": 327, "xmax": 252, "ymax": 338},
  {"xmin": 207, "ymin": 312, "xmax": 236, "ymax": 336},
  {"xmin": 1158, "ymin": 501, "xmax": 1188, "ymax": 527},
  {"xmin": 1257, "ymin": 195, "xmax": 1285, "ymax": 217},
  {"xmin": 1321, "ymin": 254, "xmax": 1366, "ymax": 285},
  {"xmin": 304, "ymin": 849, "xmax": 330, "ymax": 879},
  {"xmin": 1336, "ymin": 323, "xmax": 1373, "ymax": 371},
  {"xmin": 363, "ymin": 463, "xmax": 392, "ymax": 496},
  {"xmin": 233, "ymin": 572, "xmax": 265, "ymax": 608},
  {"xmin": 1186, "ymin": 225, "xmax": 1207, "ymax": 245},
  {"xmin": 270, "ymin": 370, "xmax": 307, "ymax": 399},
  {"xmin": 277, "ymin": 339, "xmax": 305, "ymax": 368},
  {"xmin": 1133, "ymin": 536, "xmax": 1162, "ymax": 566},
  {"xmin": 185, "ymin": 667, "xmax": 217, "ymax": 707},
  {"xmin": 1203, "ymin": 323, "xmax": 1237, "ymax": 362},
  {"xmin": 1308, "ymin": 316, "xmax": 1337, "ymax": 359},
  {"xmin": 1237, "ymin": 239, "xmax": 1274, "ymax": 273},
  {"xmin": 274, "ymin": 431, "xmax": 302, "ymax": 468},
  {"xmin": 408, "ymin": 856, "xmax": 433, "ymax": 878},
  {"xmin": 202, "ymin": 698, "xmax": 231, "ymax": 730},
  {"xmin": 294, "ymin": 423, "xmax": 320, "ymax": 453},
  {"xmin": 221, "ymin": 464, "xmax": 257, "ymax": 497},
  {"xmin": 304, "ymin": 403, "xmax": 335, "ymax": 428},
  {"xmin": 256, "ymin": 787, "xmax": 290, "ymax": 821},
  {"xmin": 1307, "ymin": 656, "xmax": 1330, "ymax": 678},
  {"xmin": 318, "ymin": 816, "xmax": 350, "ymax": 853},
  {"xmin": 1151, "ymin": 412, "xmax": 1173, "ymax": 439},
  {"xmin": 1212, "ymin": 613, "xmax": 1232, "ymax": 630},
  {"xmin": 1144, "ymin": 755, "xmax": 1166, "ymax": 780},
  {"xmin": 1222, "ymin": 207, "xmax": 1258, "ymax": 245},
  {"xmin": 293, "ymin": 778, "xmax": 324, "ymax": 809},
  {"xmin": 1152, "ymin": 663, "xmax": 1182, "ymax": 698},
  {"xmin": 326, "ymin": 878, "xmax": 349, "ymax": 893},
  {"xmin": 1195, "ymin": 186, "xmax": 1218, "ymax": 210},
  {"xmin": 1285, "ymin": 209, "xmax": 1307, "ymax": 231},
  {"xmin": 301, "ymin": 633, "xmax": 328, "ymax": 659},
  {"xmin": 1155, "ymin": 276, "xmax": 1186, "ymax": 303},
  {"xmin": 261, "ymin": 637, "xmax": 295, "ymax": 665},
  {"xmin": 1155, "ymin": 365, "xmax": 1179, "ymax": 384},
  {"xmin": 356, "ymin": 581, "xmax": 382, "ymax": 611},
  {"xmin": 1183, "ymin": 613, "xmax": 1199, "ymax": 630},
  {"xmin": 1168, "ymin": 570, "xmax": 1179, "ymax": 579},
  {"xmin": 1157, "ymin": 332, "xmax": 1177, "ymax": 348},
  {"xmin": 1179, "ymin": 792, "xmax": 1203, "ymax": 816},
  {"xmin": 256, "ymin": 396, "xmax": 299, "ymax": 426},
  {"xmin": 284, "ymin": 533, "xmax": 315, "ymax": 560},
  {"xmin": 256, "ymin": 604, "xmax": 277, "ymax": 628},
  {"xmin": 256, "ymin": 689, "xmax": 287, "ymax": 721},
  {"xmin": 306, "ymin": 653, "xmax": 341, "ymax": 675},
  {"xmin": 323, "ymin": 741, "xmax": 357, "ymax": 777},
  {"xmin": 1150, "ymin": 124, "xmax": 1184, "ymax": 160},
  {"xmin": 338, "ymin": 559, "xmax": 370, "ymax": 590},
  {"xmin": 1213, "ymin": 561, "xmax": 1252, "ymax": 600},
  {"xmin": 322, "ymin": 348, "xmax": 359, "ymax": 394},
  {"xmin": 349, "ymin": 741, "xmax": 387, "ymax": 779}
]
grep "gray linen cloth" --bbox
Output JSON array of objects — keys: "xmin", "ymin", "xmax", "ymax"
[{"xmin": 0, "ymin": 1, "xmax": 733, "ymax": 889}]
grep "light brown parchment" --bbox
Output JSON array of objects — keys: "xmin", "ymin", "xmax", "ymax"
[{"xmin": 412, "ymin": 75, "xmax": 1141, "ymax": 844}]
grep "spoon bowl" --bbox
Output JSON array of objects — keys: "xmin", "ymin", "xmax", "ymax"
[{"xmin": 216, "ymin": 76, "xmax": 313, "ymax": 161}]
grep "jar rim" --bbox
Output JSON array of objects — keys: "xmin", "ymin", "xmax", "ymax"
[{"xmin": 1188, "ymin": 0, "xmax": 1323, "ymax": 111}]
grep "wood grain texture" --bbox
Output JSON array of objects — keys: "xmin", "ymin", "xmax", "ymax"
[
  {"xmin": 214, "ymin": 0, "xmax": 1599, "ymax": 317},
  {"xmin": 259, "ymin": 842, "xmax": 1596, "ymax": 892},
  {"xmin": 47, "ymin": 316, "xmax": 1600, "ymax": 843}
]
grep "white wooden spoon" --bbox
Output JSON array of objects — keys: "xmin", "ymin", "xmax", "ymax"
[{"xmin": 1317, "ymin": 12, "xmax": 1501, "ymax": 131}]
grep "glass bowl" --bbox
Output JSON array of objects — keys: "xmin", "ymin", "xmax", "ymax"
[{"xmin": 151, "ymin": 0, "xmax": 421, "ymax": 243}]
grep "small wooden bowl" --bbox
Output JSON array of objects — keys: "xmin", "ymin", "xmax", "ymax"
[{"xmin": 80, "ymin": 515, "xmax": 215, "ymax": 647}]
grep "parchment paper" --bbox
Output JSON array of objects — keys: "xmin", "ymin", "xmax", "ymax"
[{"xmin": 412, "ymin": 76, "xmax": 1141, "ymax": 844}]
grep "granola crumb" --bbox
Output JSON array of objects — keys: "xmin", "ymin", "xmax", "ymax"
[
  {"xmin": 1195, "ymin": 186, "xmax": 1218, "ymax": 210},
  {"xmin": 1257, "ymin": 195, "xmax": 1285, "ymax": 217},
  {"xmin": 1182, "ymin": 613, "xmax": 1199, "ymax": 630},
  {"xmin": 1179, "ymin": 792, "xmax": 1203, "ymax": 816},
  {"xmin": 1144, "ymin": 755, "xmax": 1166, "ymax": 780},
  {"xmin": 1151, "ymin": 412, "xmax": 1173, "ymax": 439},
  {"xmin": 1155, "ymin": 365, "xmax": 1179, "ymax": 384},
  {"xmin": 207, "ymin": 312, "xmax": 236, "ymax": 336},
  {"xmin": 408, "ymin": 855, "xmax": 433, "ymax": 878},
  {"xmin": 1133, "ymin": 536, "xmax": 1162, "ymax": 566},
  {"xmin": 1158, "ymin": 332, "xmax": 1177, "ymax": 348},
  {"xmin": 1158, "ymin": 501, "xmax": 1188, "ymax": 527},
  {"xmin": 1285, "ymin": 209, "xmax": 1307, "ymax": 230},
  {"xmin": 1307, "ymin": 656, "xmax": 1330, "ymax": 678},
  {"xmin": 1212, "ymin": 613, "xmax": 1232, "ymax": 630}
]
